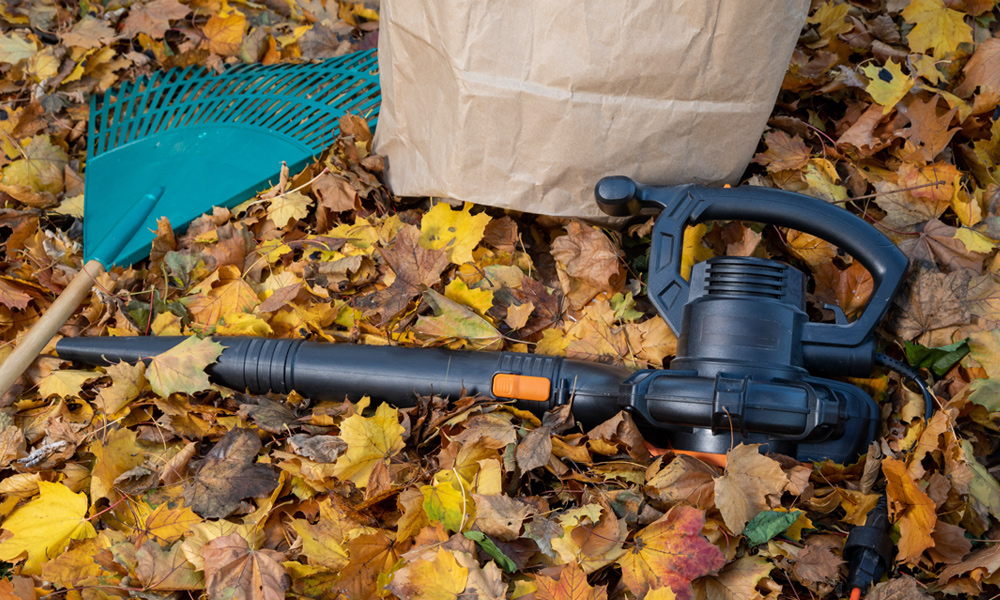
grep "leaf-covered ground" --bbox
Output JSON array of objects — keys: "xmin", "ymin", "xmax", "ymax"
[{"xmin": 1, "ymin": 0, "xmax": 1000, "ymax": 598}]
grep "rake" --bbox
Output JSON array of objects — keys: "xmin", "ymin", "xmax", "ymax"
[{"xmin": 0, "ymin": 50, "xmax": 381, "ymax": 397}]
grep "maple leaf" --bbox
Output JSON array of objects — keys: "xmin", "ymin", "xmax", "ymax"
[
  {"xmin": 697, "ymin": 554, "xmax": 773, "ymax": 600},
  {"xmin": 0, "ymin": 32, "xmax": 35, "ymax": 66},
  {"xmin": 136, "ymin": 503, "xmax": 203, "ymax": 545},
  {"xmin": 267, "ymin": 190, "xmax": 311, "ymax": 227},
  {"xmin": 0, "ymin": 481, "xmax": 96, "ymax": 575},
  {"xmin": 146, "ymin": 336, "xmax": 224, "ymax": 397},
  {"xmin": 550, "ymin": 221, "xmax": 624, "ymax": 309},
  {"xmin": 955, "ymin": 37, "xmax": 1000, "ymax": 97},
  {"xmin": 883, "ymin": 456, "xmax": 937, "ymax": 563},
  {"xmin": 61, "ymin": 16, "xmax": 115, "ymax": 49},
  {"xmin": 332, "ymin": 402, "xmax": 405, "ymax": 488},
  {"xmin": 121, "ymin": 0, "xmax": 191, "ymax": 39},
  {"xmin": 713, "ymin": 444, "xmax": 789, "ymax": 534},
  {"xmin": 202, "ymin": 532, "xmax": 289, "ymax": 600},
  {"xmin": 901, "ymin": 0, "xmax": 973, "ymax": 58},
  {"xmin": 388, "ymin": 548, "xmax": 469, "ymax": 600},
  {"xmin": 89, "ymin": 427, "xmax": 144, "ymax": 507},
  {"xmin": 533, "ymin": 563, "xmax": 608, "ymax": 600},
  {"xmin": 899, "ymin": 96, "xmax": 959, "ymax": 162},
  {"xmin": 618, "ymin": 504, "xmax": 725, "ymax": 600},
  {"xmin": 0, "ymin": 135, "xmax": 68, "ymax": 206},
  {"xmin": 136, "ymin": 541, "xmax": 204, "ymax": 591},
  {"xmin": 0, "ymin": 278, "xmax": 32, "ymax": 310},
  {"xmin": 94, "ymin": 360, "xmax": 146, "ymax": 417},
  {"xmin": 36, "ymin": 369, "xmax": 99, "ymax": 399},
  {"xmin": 422, "ymin": 470, "xmax": 475, "ymax": 532},
  {"xmin": 414, "ymin": 290, "xmax": 502, "ymax": 350},
  {"xmin": 862, "ymin": 60, "xmax": 914, "ymax": 114},
  {"xmin": 419, "ymin": 202, "xmax": 491, "ymax": 265},
  {"xmin": 754, "ymin": 130, "xmax": 811, "ymax": 172},
  {"xmin": 184, "ymin": 428, "xmax": 279, "ymax": 519}
]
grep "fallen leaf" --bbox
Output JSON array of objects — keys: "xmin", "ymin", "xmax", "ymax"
[
  {"xmin": 387, "ymin": 548, "xmax": 469, "ymax": 600},
  {"xmin": 0, "ymin": 482, "xmax": 96, "ymax": 575},
  {"xmin": 883, "ymin": 456, "xmax": 937, "ymax": 563},
  {"xmin": 862, "ymin": 60, "xmax": 914, "ymax": 114},
  {"xmin": 551, "ymin": 222, "xmax": 624, "ymax": 309},
  {"xmin": 146, "ymin": 336, "xmax": 224, "ymax": 397},
  {"xmin": 713, "ymin": 444, "xmax": 789, "ymax": 534},
  {"xmin": 955, "ymin": 37, "xmax": 1000, "ymax": 97},
  {"xmin": 136, "ymin": 540, "xmax": 203, "ymax": 591},
  {"xmin": 121, "ymin": 0, "xmax": 191, "ymax": 39},
  {"xmin": 419, "ymin": 202, "xmax": 491, "ymax": 265},
  {"xmin": 333, "ymin": 402, "xmax": 405, "ymax": 488},
  {"xmin": 754, "ymin": 130, "xmax": 811, "ymax": 172},
  {"xmin": 267, "ymin": 191, "xmax": 311, "ymax": 227},
  {"xmin": 533, "ymin": 562, "xmax": 608, "ymax": 600},
  {"xmin": 37, "ymin": 369, "xmax": 99, "ymax": 399},
  {"xmin": 901, "ymin": 0, "xmax": 973, "ymax": 58},
  {"xmin": 184, "ymin": 428, "xmax": 279, "ymax": 519},
  {"xmin": 202, "ymin": 532, "xmax": 288, "ymax": 600},
  {"xmin": 697, "ymin": 554, "xmax": 773, "ymax": 600},
  {"xmin": 618, "ymin": 504, "xmax": 726, "ymax": 599},
  {"xmin": 414, "ymin": 290, "xmax": 502, "ymax": 350}
]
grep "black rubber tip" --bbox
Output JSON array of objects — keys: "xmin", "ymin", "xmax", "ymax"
[{"xmin": 595, "ymin": 176, "xmax": 640, "ymax": 217}]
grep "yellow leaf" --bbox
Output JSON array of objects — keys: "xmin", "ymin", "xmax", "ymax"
[
  {"xmin": 862, "ymin": 60, "xmax": 914, "ymax": 114},
  {"xmin": 332, "ymin": 402, "xmax": 405, "ymax": 488},
  {"xmin": 0, "ymin": 32, "xmax": 36, "ymax": 65},
  {"xmin": 0, "ymin": 473, "xmax": 40, "ymax": 498},
  {"xmin": 421, "ymin": 470, "xmax": 475, "ymax": 533},
  {"xmin": 420, "ymin": 202, "xmax": 492, "ymax": 265},
  {"xmin": 189, "ymin": 271, "xmax": 260, "ymax": 327},
  {"xmin": 95, "ymin": 360, "xmax": 146, "ymax": 417},
  {"xmin": 954, "ymin": 228, "xmax": 998, "ymax": 254},
  {"xmin": 267, "ymin": 191, "xmax": 312, "ymax": 227},
  {"xmin": 806, "ymin": 1, "xmax": 852, "ymax": 47},
  {"xmin": 89, "ymin": 427, "xmax": 144, "ymax": 507},
  {"xmin": 444, "ymin": 279, "xmax": 494, "ymax": 316},
  {"xmin": 216, "ymin": 311, "xmax": 273, "ymax": 336},
  {"xmin": 0, "ymin": 481, "xmax": 97, "ymax": 575},
  {"xmin": 902, "ymin": 0, "xmax": 973, "ymax": 58},
  {"xmin": 146, "ymin": 336, "xmax": 224, "ymax": 397},
  {"xmin": 802, "ymin": 159, "xmax": 848, "ymax": 202},
  {"xmin": 52, "ymin": 194, "xmax": 85, "ymax": 218},
  {"xmin": 138, "ymin": 503, "xmax": 203, "ymax": 545},
  {"xmin": 969, "ymin": 329, "xmax": 1000, "ymax": 379},
  {"xmin": 26, "ymin": 47, "xmax": 59, "ymax": 81},
  {"xmin": 681, "ymin": 223, "xmax": 713, "ymax": 281},
  {"xmin": 203, "ymin": 11, "xmax": 246, "ymax": 56},
  {"xmin": 883, "ymin": 457, "xmax": 936, "ymax": 564},
  {"xmin": 389, "ymin": 548, "xmax": 468, "ymax": 600},
  {"xmin": 37, "ymin": 369, "xmax": 100, "ymax": 399},
  {"xmin": 414, "ymin": 290, "xmax": 502, "ymax": 350},
  {"xmin": 536, "ymin": 328, "xmax": 569, "ymax": 356}
]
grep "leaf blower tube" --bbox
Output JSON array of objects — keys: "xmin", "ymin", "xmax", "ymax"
[{"xmin": 55, "ymin": 335, "xmax": 875, "ymax": 462}]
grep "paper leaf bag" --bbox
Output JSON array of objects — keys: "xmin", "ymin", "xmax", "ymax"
[{"xmin": 374, "ymin": 0, "xmax": 810, "ymax": 222}]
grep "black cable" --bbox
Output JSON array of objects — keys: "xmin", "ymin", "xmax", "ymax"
[{"xmin": 876, "ymin": 353, "xmax": 934, "ymax": 421}]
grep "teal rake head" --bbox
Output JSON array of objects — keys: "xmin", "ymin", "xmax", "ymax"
[{"xmin": 85, "ymin": 50, "xmax": 380, "ymax": 266}]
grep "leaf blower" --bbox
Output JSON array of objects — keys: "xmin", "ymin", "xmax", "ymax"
[{"xmin": 55, "ymin": 178, "xmax": 921, "ymax": 465}]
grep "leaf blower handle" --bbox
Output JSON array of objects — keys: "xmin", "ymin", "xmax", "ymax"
[{"xmin": 595, "ymin": 176, "xmax": 908, "ymax": 353}]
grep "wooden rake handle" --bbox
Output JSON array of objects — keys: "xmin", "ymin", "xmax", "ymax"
[{"xmin": 0, "ymin": 259, "xmax": 106, "ymax": 397}]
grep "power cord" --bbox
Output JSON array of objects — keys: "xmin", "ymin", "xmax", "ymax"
[{"xmin": 876, "ymin": 353, "xmax": 935, "ymax": 421}]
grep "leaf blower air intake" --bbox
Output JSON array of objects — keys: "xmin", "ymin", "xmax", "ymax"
[{"xmin": 57, "ymin": 178, "xmax": 924, "ymax": 464}]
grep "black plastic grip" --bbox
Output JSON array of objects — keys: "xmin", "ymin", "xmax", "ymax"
[{"xmin": 596, "ymin": 178, "xmax": 908, "ymax": 348}]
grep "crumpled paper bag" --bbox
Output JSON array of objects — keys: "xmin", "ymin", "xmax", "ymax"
[{"xmin": 374, "ymin": 0, "xmax": 809, "ymax": 222}]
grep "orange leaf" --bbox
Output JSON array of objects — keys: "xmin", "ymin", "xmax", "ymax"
[
  {"xmin": 884, "ymin": 456, "xmax": 937, "ymax": 564},
  {"xmin": 534, "ymin": 563, "xmax": 608, "ymax": 600},
  {"xmin": 617, "ymin": 504, "xmax": 725, "ymax": 600}
]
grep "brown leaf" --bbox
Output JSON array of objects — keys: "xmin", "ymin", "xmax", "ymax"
[
  {"xmin": 472, "ymin": 494, "xmax": 532, "ymax": 541},
  {"xmin": 713, "ymin": 444, "xmax": 789, "ymax": 534},
  {"xmin": 837, "ymin": 103, "xmax": 888, "ymax": 153},
  {"xmin": 899, "ymin": 96, "xmax": 959, "ymax": 162},
  {"xmin": 955, "ymin": 37, "xmax": 1000, "ymax": 97},
  {"xmin": 184, "ymin": 428, "xmax": 280, "ymax": 519},
  {"xmin": 937, "ymin": 541, "xmax": 1000, "ymax": 583},
  {"xmin": 61, "ymin": 16, "xmax": 115, "ymax": 49},
  {"xmin": 516, "ymin": 426, "xmax": 552, "ymax": 473},
  {"xmin": 868, "ymin": 574, "xmax": 934, "ymax": 600},
  {"xmin": 586, "ymin": 412, "xmax": 649, "ymax": 461},
  {"xmin": 792, "ymin": 536, "xmax": 843, "ymax": 585},
  {"xmin": 754, "ymin": 130, "xmax": 811, "ymax": 172},
  {"xmin": 898, "ymin": 219, "xmax": 986, "ymax": 273},
  {"xmin": 313, "ymin": 173, "xmax": 360, "ymax": 213},
  {"xmin": 121, "ymin": 0, "xmax": 190, "ymax": 39},
  {"xmin": 236, "ymin": 395, "xmax": 296, "ymax": 434},
  {"xmin": 288, "ymin": 434, "xmax": 346, "ymax": 463},
  {"xmin": 368, "ymin": 224, "xmax": 449, "ymax": 321},
  {"xmin": 645, "ymin": 454, "xmax": 717, "ymax": 510},
  {"xmin": 697, "ymin": 554, "xmax": 773, "ymax": 600},
  {"xmin": 202, "ymin": 533, "xmax": 288, "ymax": 600},
  {"xmin": 136, "ymin": 540, "xmax": 203, "ymax": 591},
  {"xmin": 928, "ymin": 521, "xmax": 973, "ymax": 565},
  {"xmin": 550, "ymin": 222, "xmax": 623, "ymax": 309},
  {"xmin": 888, "ymin": 266, "xmax": 970, "ymax": 342}
]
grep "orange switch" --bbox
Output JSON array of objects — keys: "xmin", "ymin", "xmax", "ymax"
[{"xmin": 492, "ymin": 374, "xmax": 551, "ymax": 402}]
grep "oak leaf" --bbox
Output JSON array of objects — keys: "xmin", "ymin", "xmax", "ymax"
[
  {"xmin": 202, "ymin": 532, "xmax": 288, "ymax": 600},
  {"xmin": 0, "ymin": 481, "xmax": 96, "ymax": 575},
  {"xmin": 713, "ymin": 444, "xmax": 789, "ymax": 534},
  {"xmin": 618, "ymin": 504, "xmax": 725, "ymax": 600},
  {"xmin": 333, "ymin": 402, "xmax": 405, "ymax": 488},
  {"xmin": 146, "ymin": 336, "xmax": 224, "ymax": 397}
]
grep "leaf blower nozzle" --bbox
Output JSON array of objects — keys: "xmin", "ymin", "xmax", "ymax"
[
  {"xmin": 57, "ymin": 179, "xmax": 910, "ymax": 465},
  {"xmin": 844, "ymin": 494, "xmax": 894, "ymax": 596}
]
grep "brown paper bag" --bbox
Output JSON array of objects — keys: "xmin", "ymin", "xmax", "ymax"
[{"xmin": 374, "ymin": 0, "xmax": 809, "ymax": 222}]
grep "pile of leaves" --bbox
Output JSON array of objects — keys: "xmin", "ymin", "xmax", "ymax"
[{"xmin": 2, "ymin": 0, "xmax": 1000, "ymax": 598}]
